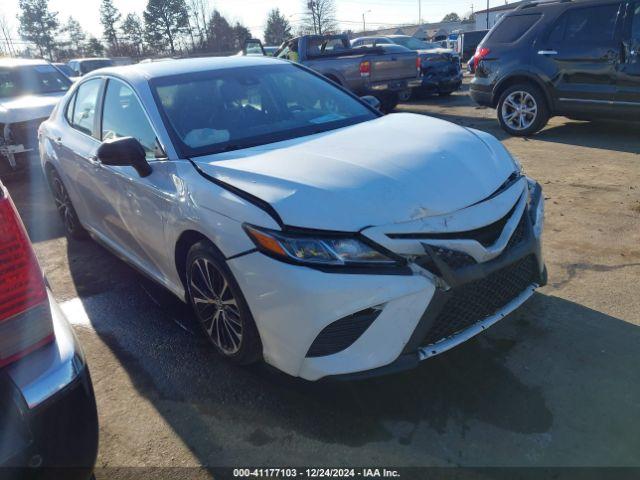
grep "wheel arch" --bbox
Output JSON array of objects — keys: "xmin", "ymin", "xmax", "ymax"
[
  {"xmin": 174, "ymin": 230, "xmax": 219, "ymax": 298},
  {"xmin": 492, "ymin": 73, "xmax": 552, "ymax": 112}
]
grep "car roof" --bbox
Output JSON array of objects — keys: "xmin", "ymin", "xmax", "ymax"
[
  {"xmin": 0, "ymin": 58, "xmax": 51, "ymax": 68},
  {"xmin": 69, "ymin": 58, "xmax": 112, "ymax": 63},
  {"xmin": 83, "ymin": 56, "xmax": 287, "ymax": 85}
]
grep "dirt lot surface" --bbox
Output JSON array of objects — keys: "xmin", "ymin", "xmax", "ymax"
[{"xmin": 3, "ymin": 78, "xmax": 640, "ymax": 478}]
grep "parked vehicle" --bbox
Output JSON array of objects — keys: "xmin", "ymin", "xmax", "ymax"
[
  {"xmin": 67, "ymin": 58, "xmax": 114, "ymax": 80},
  {"xmin": 457, "ymin": 29, "xmax": 490, "ymax": 63},
  {"xmin": 53, "ymin": 63, "xmax": 77, "ymax": 79},
  {"xmin": 39, "ymin": 57, "xmax": 546, "ymax": 381},
  {"xmin": 0, "ymin": 180, "xmax": 98, "ymax": 478},
  {"xmin": 0, "ymin": 59, "xmax": 72, "ymax": 171},
  {"xmin": 273, "ymin": 34, "xmax": 421, "ymax": 112},
  {"xmin": 352, "ymin": 35, "xmax": 463, "ymax": 96},
  {"xmin": 264, "ymin": 46, "xmax": 279, "ymax": 56},
  {"xmin": 470, "ymin": 0, "xmax": 640, "ymax": 135}
]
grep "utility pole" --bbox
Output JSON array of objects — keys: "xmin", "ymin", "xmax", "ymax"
[
  {"xmin": 362, "ymin": 9, "xmax": 371, "ymax": 32},
  {"xmin": 418, "ymin": 0, "xmax": 422, "ymax": 25},
  {"xmin": 486, "ymin": 0, "xmax": 490, "ymax": 28}
]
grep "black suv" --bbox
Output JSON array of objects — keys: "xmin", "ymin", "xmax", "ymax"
[{"xmin": 470, "ymin": 0, "xmax": 640, "ymax": 135}]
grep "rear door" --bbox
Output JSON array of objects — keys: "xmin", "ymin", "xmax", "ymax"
[
  {"xmin": 616, "ymin": 1, "xmax": 640, "ymax": 108},
  {"xmin": 535, "ymin": 2, "xmax": 624, "ymax": 112},
  {"xmin": 53, "ymin": 78, "xmax": 106, "ymax": 230}
]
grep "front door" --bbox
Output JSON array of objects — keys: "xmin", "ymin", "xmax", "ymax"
[
  {"xmin": 535, "ymin": 2, "xmax": 623, "ymax": 114},
  {"xmin": 616, "ymin": 1, "xmax": 640, "ymax": 108},
  {"xmin": 92, "ymin": 77, "xmax": 175, "ymax": 278}
]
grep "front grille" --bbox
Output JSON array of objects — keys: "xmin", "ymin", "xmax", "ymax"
[
  {"xmin": 432, "ymin": 246, "xmax": 477, "ymax": 269},
  {"xmin": 506, "ymin": 211, "xmax": 527, "ymax": 251},
  {"xmin": 306, "ymin": 308, "xmax": 380, "ymax": 358},
  {"xmin": 421, "ymin": 255, "xmax": 538, "ymax": 346}
]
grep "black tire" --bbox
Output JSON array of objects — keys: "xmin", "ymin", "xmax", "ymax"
[
  {"xmin": 497, "ymin": 83, "xmax": 549, "ymax": 136},
  {"xmin": 186, "ymin": 241, "xmax": 262, "ymax": 365},
  {"xmin": 47, "ymin": 168, "xmax": 88, "ymax": 240}
]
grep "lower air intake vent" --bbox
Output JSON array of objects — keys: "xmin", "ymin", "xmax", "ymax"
[
  {"xmin": 421, "ymin": 255, "xmax": 538, "ymax": 346},
  {"xmin": 306, "ymin": 308, "xmax": 380, "ymax": 358}
]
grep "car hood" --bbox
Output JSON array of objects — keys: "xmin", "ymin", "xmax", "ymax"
[
  {"xmin": 0, "ymin": 93, "xmax": 64, "ymax": 124},
  {"xmin": 192, "ymin": 113, "xmax": 517, "ymax": 231}
]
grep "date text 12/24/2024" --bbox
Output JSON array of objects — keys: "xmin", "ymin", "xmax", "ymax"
[{"xmin": 233, "ymin": 469, "xmax": 401, "ymax": 478}]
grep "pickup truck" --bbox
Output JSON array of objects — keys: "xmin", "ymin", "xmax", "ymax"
[{"xmin": 262, "ymin": 35, "xmax": 420, "ymax": 112}]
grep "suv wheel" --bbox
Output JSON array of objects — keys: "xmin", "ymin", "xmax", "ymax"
[
  {"xmin": 186, "ymin": 241, "xmax": 262, "ymax": 365},
  {"xmin": 497, "ymin": 84, "xmax": 549, "ymax": 136}
]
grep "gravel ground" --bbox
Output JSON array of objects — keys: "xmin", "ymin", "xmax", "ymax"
[{"xmin": 3, "ymin": 77, "xmax": 639, "ymax": 478}]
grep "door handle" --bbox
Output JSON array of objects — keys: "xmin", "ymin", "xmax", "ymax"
[
  {"xmin": 87, "ymin": 155, "xmax": 102, "ymax": 168},
  {"xmin": 53, "ymin": 136, "xmax": 62, "ymax": 145},
  {"xmin": 537, "ymin": 50, "xmax": 558, "ymax": 56}
]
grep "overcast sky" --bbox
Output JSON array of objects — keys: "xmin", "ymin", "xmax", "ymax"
[{"xmin": 2, "ymin": 0, "xmax": 497, "ymax": 44}]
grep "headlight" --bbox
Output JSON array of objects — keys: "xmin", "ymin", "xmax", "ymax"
[
  {"xmin": 243, "ymin": 224, "xmax": 402, "ymax": 267},
  {"xmin": 526, "ymin": 177, "xmax": 544, "ymax": 237}
]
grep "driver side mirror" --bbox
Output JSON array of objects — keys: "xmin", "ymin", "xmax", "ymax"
[
  {"xmin": 97, "ymin": 137, "xmax": 152, "ymax": 177},
  {"xmin": 361, "ymin": 95, "xmax": 381, "ymax": 111}
]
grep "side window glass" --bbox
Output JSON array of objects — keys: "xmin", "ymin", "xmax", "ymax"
[
  {"xmin": 65, "ymin": 92, "xmax": 76, "ymax": 124},
  {"xmin": 488, "ymin": 14, "xmax": 542, "ymax": 43},
  {"xmin": 553, "ymin": 4, "xmax": 621, "ymax": 44},
  {"xmin": 101, "ymin": 80, "xmax": 161, "ymax": 159},
  {"xmin": 71, "ymin": 79, "xmax": 101, "ymax": 137}
]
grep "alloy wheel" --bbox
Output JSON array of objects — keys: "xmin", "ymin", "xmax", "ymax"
[
  {"xmin": 501, "ymin": 91, "xmax": 538, "ymax": 131},
  {"xmin": 188, "ymin": 257, "xmax": 243, "ymax": 355},
  {"xmin": 52, "ymin": 177, "xmax": 77, "ymax": 234}
]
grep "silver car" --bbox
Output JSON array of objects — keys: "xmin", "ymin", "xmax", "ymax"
[{"xmin": 39, "ymin": 57, "xmax": 545, "ymax": 380}]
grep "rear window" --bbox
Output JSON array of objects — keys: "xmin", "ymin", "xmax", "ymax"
[
  {"xmin": 488, "ymin": 14, "xmax": 542, "ymax": 43},
  {"xmin": 548, "ymin": 4, "xmax": 621, "ymax": 43}
]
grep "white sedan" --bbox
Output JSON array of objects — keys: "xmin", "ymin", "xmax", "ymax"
[
  {"xmin": 39, "ymin": 57, "xmax": 546, "ymax": 380},
  {"xmin": 1, "ymin": 58, "xmax": 72, "ymax": 169}
]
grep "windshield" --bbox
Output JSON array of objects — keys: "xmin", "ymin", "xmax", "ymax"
[
  {"xmin": 55, "ymin": 64, "xmax": 75, "ymax": 77},
  {"xmin": 80, "ymin": 60, "xmax": 114, "ymax": 74},
  {"xmin": 151, "ymin": 64, "xmax": 377, "ymax": 157},
  {"xmin": 0, "ymin": 65, "xmax": 71, "ymax": 99},
  {"xmin": 392, "ymin": 37, "xmax": 439, "ymax": 50}
]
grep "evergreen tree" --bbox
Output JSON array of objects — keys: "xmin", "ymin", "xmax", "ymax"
[
  {"xmin": 100, "ymin": 0, "xmax": 122, "ymax": 53},
  {"xmin": 17, "ymin": 0, "xmax": 59, "ymax": 59},
  {"xmin": 264, "ymin": 8, "xmax": 292, "ymax": 46},
  {"xmin": 143, "ymin": 0, "xmax": 189, "ymax": 55}
]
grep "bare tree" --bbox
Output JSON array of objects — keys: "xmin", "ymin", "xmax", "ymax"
[
  {"xmin": 187, "ymin": 0, "xmax": 210, "ymax": 49},
  {"xmin": 301, "ymin": 0, "xmax": 337, "ymax": 35},
  {"xmin": 0, "ymin": 15, "xmax": 17, "ymax": 56}
]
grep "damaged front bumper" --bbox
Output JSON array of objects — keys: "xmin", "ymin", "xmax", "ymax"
[
  {"xmin": 231, "ymin": 176, "xmax": 546, "ymax": 381},
  {"xmin": 1, "ymin": 121, "xmax": 40, "ymax": 169}
]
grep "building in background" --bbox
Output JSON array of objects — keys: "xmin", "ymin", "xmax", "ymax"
[{"xmin": 353, "ymin": 20, "xmax": 475, "ymax": 42}]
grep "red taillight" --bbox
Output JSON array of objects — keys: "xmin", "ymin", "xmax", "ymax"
[
  {"xmin": 0, "ymin": 192, "xmax": 52, "ymax": 368},
  {"xmin": 360, "ymin": 60, "xmax": 371, "ymax": 77},
  {"xmin": 473, "ymin": 47, "xmax": 490, "ymax": 71},
  {"xmin": 416, "ymin": 56, "xmax": 421, "ymax": 72}
]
